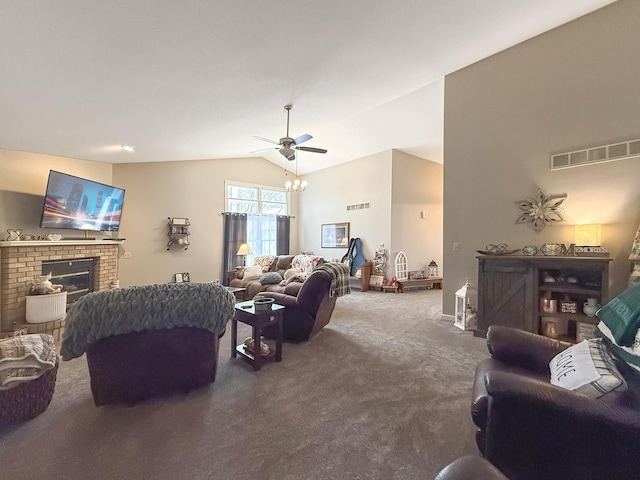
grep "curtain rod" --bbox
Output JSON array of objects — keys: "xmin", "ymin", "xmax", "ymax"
[{"xmin": 220, "ymin": 212, "xmax": 295, "ymax": 218}]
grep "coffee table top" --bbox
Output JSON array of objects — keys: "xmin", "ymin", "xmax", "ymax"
[
  {"xmin": 226, "ymin": 287, "xmax": 246, "ymax": 293},
  {"xmin": 235, "ymin": 300, "xmax": 284, "ymax": 315}
]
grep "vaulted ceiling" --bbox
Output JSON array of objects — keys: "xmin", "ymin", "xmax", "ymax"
[{"xmin": 0, "ymin": 1, "xmax": 615, "ymax": 174}]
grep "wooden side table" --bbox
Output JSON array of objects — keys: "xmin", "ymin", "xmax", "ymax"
[{"xmin": 231, "ymin": 300, "xmax": 284, "ymax": 371}]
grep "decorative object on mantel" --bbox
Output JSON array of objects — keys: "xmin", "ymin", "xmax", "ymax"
[
  {"xmin": 47, "ymin": 234, "xmax": 62, "ymax": 241},
  {"xmin": 522, "ymin": 245, "xmax": 538, "ymax": 256},
  {"xmin": 514, "ymin": 189, "xmax": 567, "ymax": 232},
  {"xmin": 476, "ymin": 243, "xmax": 520, "ymax": 256},
  {"xmin": 5, "ymin": 229, "xmax": 22, "ymax": 241},
  {"xmin": 541, "ymin": 243, "xmax": 563, "ymax": 256}
]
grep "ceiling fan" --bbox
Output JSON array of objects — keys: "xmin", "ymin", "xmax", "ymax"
[{"xmin": 252, "ymin": 104, "xmax": 327, "ymax": 161}]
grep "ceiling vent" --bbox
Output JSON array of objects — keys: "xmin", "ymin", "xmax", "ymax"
[{"xmin": 551, "ymin": 139, "xmax": 640, "ymax": 170}]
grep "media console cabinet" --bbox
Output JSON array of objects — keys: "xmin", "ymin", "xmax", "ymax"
[{"xmin": 476, "ymin": 255, "xmax": 610, "ymax": 343}]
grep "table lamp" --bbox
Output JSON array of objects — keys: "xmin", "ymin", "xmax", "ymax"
[{"xmin": 236, "ymin": 243, "xmax": 252, "ymax": 267}]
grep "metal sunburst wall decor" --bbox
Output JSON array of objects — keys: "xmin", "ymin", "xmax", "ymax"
[{"xmin": 515, "ymin": 189, "xmax": 567, "ymax": 232}]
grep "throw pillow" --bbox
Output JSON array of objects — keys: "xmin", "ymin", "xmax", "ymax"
[
  {"xmin": 596, "ymin": 283, "xmax": 640, "ymax": 346},
  {"xmin": 549, "ymin": 338, "xmax": 627, "ymax": 399},
  {"xmin": 259, "ymin": 272, "xmax": 283, "ymax": 285},
  {"xmin": 291, "ymin": 254, "xmax": 322, "ymax": 274},
  {"xmin": 242, "ymin": 266, "xmax": 263, "ymax": 281},
  {"xmin": 253, "ymin": 255, "xmax": 276, "ymax": 273},
  {"xmin": 598, "ymin": 320, "xmax": 640, "ymax": 377}
]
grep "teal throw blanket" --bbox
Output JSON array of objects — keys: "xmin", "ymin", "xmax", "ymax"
[{"xmin": 60, "ymin": 282, "xmax": 235, "ymax": 360}]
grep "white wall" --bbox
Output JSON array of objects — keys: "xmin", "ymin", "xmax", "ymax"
[
  {"xmin": 298, "ymin": 149, "xmax": 443, "ymax": 280},
  {"xmin": 391, "ymin": 150, "xmax": 443, "ymax": 278},
  {"xmin": 443, "ymin": 0, "xmax": 640, "ymax": 315},
  {"xmin": 298, "ymin": 150, "xmax": 393, "ymax": 265},
  {"xmin": 112, "ymin": 157, "xmax": 296, "ymax": 286}
]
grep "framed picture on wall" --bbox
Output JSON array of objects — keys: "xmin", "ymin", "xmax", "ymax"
[{"xmin": 321, "ymin": 223, "xmax": 350, "ymax": 248}]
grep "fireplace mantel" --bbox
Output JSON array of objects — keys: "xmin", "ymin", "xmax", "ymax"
[
  {"xmin": 0, "ymin": 241, "xmax": 120, "ymax": 332},
  {"xmin": 0, "ymin": 240, "xmax": 124, "ymax": 248}
]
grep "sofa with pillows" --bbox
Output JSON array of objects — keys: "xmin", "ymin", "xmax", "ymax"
[
  {"xmin": 471, "ymin": 283, "xmax": 640, "ymax": 480},
  {"xmin": 229, "ymin": 254, "xmax": 325, "ymax": 298}
]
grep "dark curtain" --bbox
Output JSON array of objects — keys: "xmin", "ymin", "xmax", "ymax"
[
  {"xmin": 276, "ymin": 215, "xmax": 290, "ymax": 255},
  {"xmin": 223, "ymin": 213, "xmax": 247, "ymax": 278}
]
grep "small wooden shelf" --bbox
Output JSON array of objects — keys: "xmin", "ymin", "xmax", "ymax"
[{"xmin": 167, "ymin": 217, "xmax": 190, "ymax": 250}]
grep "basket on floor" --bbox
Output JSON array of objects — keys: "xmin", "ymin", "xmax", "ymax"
[{"xmin": 0, "ymin": 360, "xmax": 58, "ymax": 430}]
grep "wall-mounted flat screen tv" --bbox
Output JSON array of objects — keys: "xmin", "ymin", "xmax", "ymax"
[{"xmin": 40, "ymin": 170, "xmax": 125, "ymax": 232}]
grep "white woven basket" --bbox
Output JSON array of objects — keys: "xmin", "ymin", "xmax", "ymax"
[{"xmin": 25, "ymin": 291, "xmax": 68, "ymax": 324}]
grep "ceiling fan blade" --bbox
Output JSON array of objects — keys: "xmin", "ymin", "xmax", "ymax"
[
  {"xmin": 295, "ymin": 146, "xmax": 327, "ymax": 154},
  {"xmin": 252, "ymin": 135, "xmax": 280, "ymax": 145},
  {"xmin": 293, "ymin": 133, "xmax": 312, "ymax": 145},
  {"xmin": 250, "ymin": 147, "xmax": 278, "ymax": 154}
]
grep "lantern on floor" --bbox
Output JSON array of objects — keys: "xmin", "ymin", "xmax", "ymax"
[
  {"xmin": 427, "ymin": 260, "xmax": 438, "ymax": 277},
  {"xmin": 454, "ymin": 280, "xmax": 477, "ymax": 330}
]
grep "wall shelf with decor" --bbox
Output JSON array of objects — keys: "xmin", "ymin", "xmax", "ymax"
[
  {"xmin": 476, "ymin": 255, "xmax": 611, "ymax": 343},
  {"xmin": 167, "ymin": 217, "xmax": 190, "ymax": 250}
]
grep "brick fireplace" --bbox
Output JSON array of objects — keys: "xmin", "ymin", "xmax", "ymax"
[{"xmin": 0, "ymin": 240, "xmax": 120, "ymax": 333}]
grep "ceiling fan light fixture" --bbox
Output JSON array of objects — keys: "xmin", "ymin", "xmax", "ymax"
[{"xmin": 279, "ymin": 147, "xmax": 294, "ymax": 158}]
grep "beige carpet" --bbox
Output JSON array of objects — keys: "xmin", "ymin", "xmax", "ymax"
[{"xmin": 0, "ymin": 289, "xmax": 489, "ymax": 480}]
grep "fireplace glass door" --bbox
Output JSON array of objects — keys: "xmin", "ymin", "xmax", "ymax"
[{"xmin": 42, "ymin": 258, "xmax": 95, "ymax": 307}]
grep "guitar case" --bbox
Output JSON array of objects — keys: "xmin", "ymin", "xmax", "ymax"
[
  {"xmin": 350, "ymin": 238, "xmax": 366, "ymax": 276},
  {"xmin": 341, "ymin": 238, "xmax": 357, "ymax": 270}
]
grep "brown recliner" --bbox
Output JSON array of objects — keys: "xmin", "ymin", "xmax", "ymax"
[
  {"xmin": 259, "ymin": 269, "xmax": 337, "ymax": 342},
  {"xmin": 471, "ymin": 326, "xmax": 640, "ymax": 480},
  {"xmin": 61, "ymin": 282, "xmax": 235, "ymax": 406}
]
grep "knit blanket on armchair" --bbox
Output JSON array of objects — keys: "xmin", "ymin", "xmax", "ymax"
[{"xmin": 60, "ymin": 282, "xmax": 235, "ymax": 360}]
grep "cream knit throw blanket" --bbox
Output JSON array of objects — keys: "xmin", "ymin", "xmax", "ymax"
[{"xmin": 0, "ymin": 334, "xmax": 57, "ymax": 390}]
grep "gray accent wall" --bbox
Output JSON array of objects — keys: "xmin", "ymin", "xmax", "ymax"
[{"xmin": 443, "ymin": 0, "xmax": 640, "ymax": 316}]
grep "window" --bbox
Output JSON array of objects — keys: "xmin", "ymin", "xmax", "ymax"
[{"xmin": 226, "ymin": 182, "xmax": 288, "ymax": 263}]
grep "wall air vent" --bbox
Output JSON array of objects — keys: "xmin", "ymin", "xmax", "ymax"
[
  {"xmin": 551, "ymin": 138, "xmax": 640, "ymax": 170},
  {"xmin": 346, "ymin": 202, "xmax": 370, "ymax": 211}
]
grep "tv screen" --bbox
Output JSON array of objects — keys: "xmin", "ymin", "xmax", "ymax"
[{"xmin": 40, "ymin": 170, "xmax": 125, "ymax": 232}]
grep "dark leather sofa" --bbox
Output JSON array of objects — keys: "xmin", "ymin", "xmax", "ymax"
[
  {"xmin": 471, "ymin": 326, "xmax": 640, "ymax": 480},
  {"xmin": 229, "ymin": 254, "xmax": 322, "ymax": 298}
]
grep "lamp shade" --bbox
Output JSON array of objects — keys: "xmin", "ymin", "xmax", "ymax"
[
  {"xmin": 236, "ymin": 243, "xmax": 252, "ymax": 256},
  {"xmin": 575, "ymin": 224, "xmax": 602, "ymax": 246}
]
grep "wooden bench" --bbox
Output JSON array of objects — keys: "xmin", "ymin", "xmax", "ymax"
[{"xmin": 397, "ymin": 277, "xmax": 443, "ymax": 292}]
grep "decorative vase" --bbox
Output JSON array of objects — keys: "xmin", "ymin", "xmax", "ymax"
[{"xmin": 583, "ymin": 297, "xmax": 600, "ymax": 318}]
